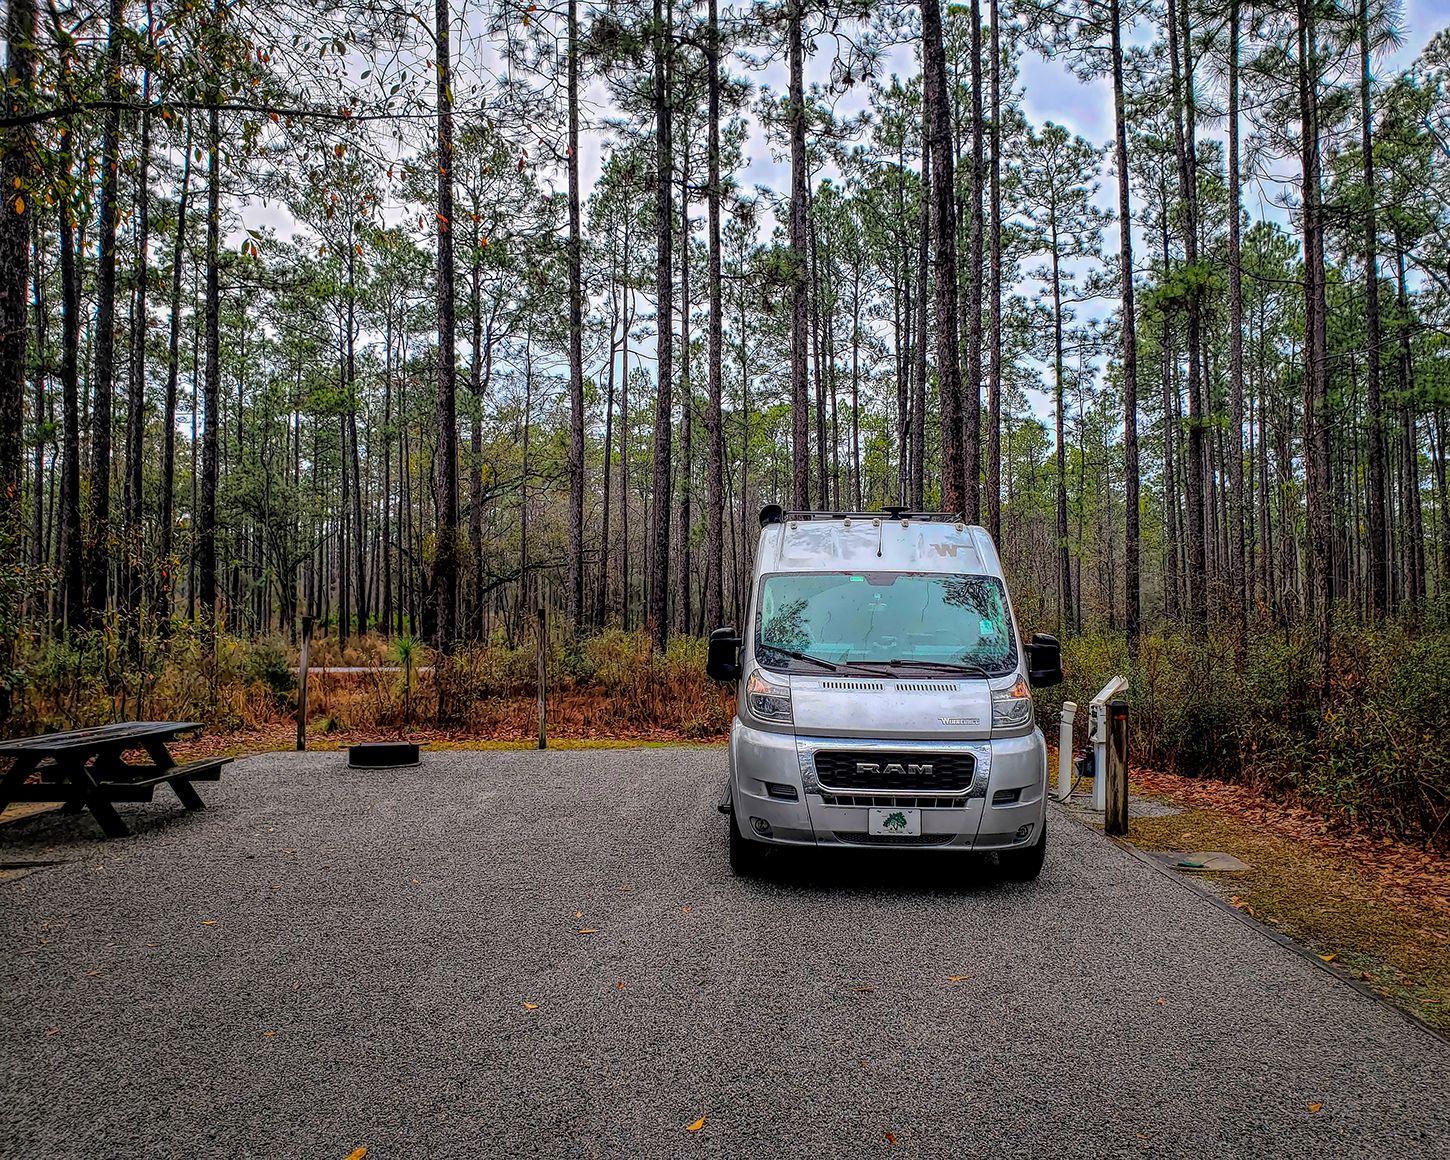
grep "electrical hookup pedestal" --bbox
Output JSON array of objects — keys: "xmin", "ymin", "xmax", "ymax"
[
  {"xmin": 1103, "ymin": 699, "xmax": 1130, "ymax": 837},
  {"xmin": 1064, "ymin": 677, "xmax": 1130, "ymax": 836},
  {"xmin": 1088, "ymin": 676, "xmax": 1129, "ymax": 812}
]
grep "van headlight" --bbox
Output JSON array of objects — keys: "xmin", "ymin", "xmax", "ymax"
[
  {"xmin": 746, "ymin": 669, "xmax": 793, "ymax": 724},
  {"xmin": 991, "ymin": 678, "xmax": 1034, "ymax": 729}
]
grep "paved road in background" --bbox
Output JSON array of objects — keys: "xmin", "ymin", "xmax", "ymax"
[{"xmin": 2, "ymin": 749, "xmax": 1446, "ymax": 1159}]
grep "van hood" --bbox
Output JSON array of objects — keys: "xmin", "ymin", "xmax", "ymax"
[{"xmin": 786, "ymin": 674, "xmax": 994, "ymax": 741}]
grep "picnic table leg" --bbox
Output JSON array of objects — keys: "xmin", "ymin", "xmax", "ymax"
[
  {"xmin": 169, "ymin": 778, "xmax": 205, "ymax": 811},
  {"xmin": 69, "ymin": 766, "xmax": 130, "ymax": 839},
  {"xmin": 0, "ymin": 755, "xmax": 41, "ymax": 814},
  {"xmin": 141, "ymin": 738, "xmax": 177, "ymax": 772},
  {"xmin": 86, "ymin": 794, "xmax": 130, "ymax": 838}
]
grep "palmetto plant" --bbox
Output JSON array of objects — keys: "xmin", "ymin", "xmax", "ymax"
[{"xmin": 394, "ymin": 634, "xmax": 420, "ymax": 726}]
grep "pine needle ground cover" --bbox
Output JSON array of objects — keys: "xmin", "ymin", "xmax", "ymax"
[{"xmin": 1124, "ymin": 769, "xmax": 1450, "ymax": 1033}]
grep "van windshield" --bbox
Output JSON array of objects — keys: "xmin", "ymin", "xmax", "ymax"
[{"xmin": 755, "ymin": 571, "xmax": 1017, "ymax": 676}]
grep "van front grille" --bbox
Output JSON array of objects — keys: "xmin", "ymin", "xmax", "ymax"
[
  {"xmin": 819, "ymin": 792, "xmax": 968, "ymax": 810},
  {"xmin": 814, "ymin": 751, "xmax": 976, "ymax": 792}
]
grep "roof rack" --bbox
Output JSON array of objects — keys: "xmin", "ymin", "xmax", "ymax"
[{"xmin": 759, "ymin": 504, "xmax": 965, "ymax": 527}]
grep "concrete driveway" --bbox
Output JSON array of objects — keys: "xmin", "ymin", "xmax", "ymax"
[{"xmin": 1, "ymin": 748, "xmax": 1446, "ymax": 1159}]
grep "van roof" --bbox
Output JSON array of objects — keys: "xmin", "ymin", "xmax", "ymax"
[{"xmin": 758, "ymin": 514, "xmax": 1004, "ymax": 580}]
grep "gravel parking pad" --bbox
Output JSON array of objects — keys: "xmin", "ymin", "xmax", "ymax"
[{"xmin": 2, "ymin": 748, "xmax": 1447, "ymax": 1159}]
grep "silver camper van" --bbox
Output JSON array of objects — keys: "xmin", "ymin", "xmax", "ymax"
[{"xmin": 707, "ymin": 507, "xmax": 1062, "ymax": 879}]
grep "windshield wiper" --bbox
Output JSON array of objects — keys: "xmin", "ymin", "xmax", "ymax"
[
  {"xmin": 843, "ymin": 659, "xmax": 996, "ymax": 678},
  {"xmin": 898, "ymin": 660, "xmax": 994, "ymax": 676},
  {"xmin": 760, "ymin": 646, "xmax": 842, "ymax": 672}
]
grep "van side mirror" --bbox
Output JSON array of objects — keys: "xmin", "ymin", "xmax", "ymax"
[
  {"xmin": 1025, "ymin": 632, "xmax": 1063, "ymax": 688},
  {"xmin": 706, "ymin": 627, "xmax": 742, "ymax": 683}
]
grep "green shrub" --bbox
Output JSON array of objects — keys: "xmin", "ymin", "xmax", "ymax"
[{"xmin": 1044, "ymin": 620, "xmax": 1450, "ymax": 847}]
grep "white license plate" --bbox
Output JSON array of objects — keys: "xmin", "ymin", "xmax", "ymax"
[{"xmin": 868, "ymin": 807, "xmax": 922, "ymax": 837}]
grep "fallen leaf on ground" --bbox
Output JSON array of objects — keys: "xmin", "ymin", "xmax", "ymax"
[
  {"xmin": 681, "ymin": 905, "xmax": 692, "ymax": 913},
  {"xmin": 685, "ymin": 1116, "xmax": 705, "ymax": 1132},
  {"xmin": 522, "ymin": 1002, "xmax": 539, "ymax": 1011},
  {"xmin": 1318, "ymin": 953, "xmax": 1338, "ymax": 962},
  {"xmin": 264, "ymin": 1030, "xmax": 276, "ymax": 1038},
  {"xmin": 614, "ymin": 981, "xmax": 625, "ymax": 990},
  {"xmin": 343, "ymin": 1149, "xmax": 368, "ymax": 1160},
  {"xmin": 884, "ymin": 1131, "xmax": 897, "ymax": 1145},
  {"xmin": 946, "ymin": 975, "xmax": 972, "ymax": 983},
  {"xmin": 201, "ymin": 920, "xmax": 217, "ymax": 926},
  {"xmin": 578, "ymin": 928, "xmax": 599, "ymax": 935},
  {"xmin": 1308, "ymin": 1103, "xmax": 1322, "ymax": 1113},
  {"xmin": 854, "ymin": 986, "xmax": 875, "ymax": 993},
  {"xmin": 575, "ymin": 911, "xmax": 584, "ymax": 918}
]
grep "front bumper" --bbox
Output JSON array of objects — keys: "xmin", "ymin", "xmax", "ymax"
[{"xmin": 728, "ymin": 720, "xmax": 1048, "ymax": 851}]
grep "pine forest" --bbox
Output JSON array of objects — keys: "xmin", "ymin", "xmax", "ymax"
[{"xmin": 1, "ymin": 0, "xmax": 1448, "ymax": 844}]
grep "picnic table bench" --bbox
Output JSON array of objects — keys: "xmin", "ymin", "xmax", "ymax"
[{"xmin": 0, "ymin": 722, "xmax": 230, "ymax": 838}]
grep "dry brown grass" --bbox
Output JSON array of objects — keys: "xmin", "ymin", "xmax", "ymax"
[{"xmin": 1127, "ymin": 785, "xmax": 1450, "ymax": 1031}]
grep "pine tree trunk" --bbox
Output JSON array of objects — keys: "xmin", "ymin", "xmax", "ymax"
[
  {"xmin": 199, "ymin": 92, "xmax": 222, "ymax": 630},
  {"xmin": 0, "ymin": 0, "xmax": 33, "ymax": 528},
  {"xmin": 911, "ymin": 129, "xmax": 928, "ymax": 511},
  {"xmin": 59, "ymin": 167, "xmax": 84, "ymax": 630},
  {"xmin": 986, "ymin": 0, "xmax": 1003, "ymax": 540},
  {"xmin": 599, "ymin": 271, "xmax": 618, "ymax": 626},
  {"xmin": 1359, "ymin": 0, "xmax": 1387, "ymax": 617},
  {"xmin": 381, "ymin": 310, "xmax": 394, "ymax": 635},
  {"xmin": 810, "ymin": 191, "xmax": 828, "ymax": 509},
  {"xmin": 1167, "ymin": 0, "xmax": 1206, "ymax": 629},
  {"xmin": 347, "ymin": 250, "xmax": 367, "ymax": 637},
  {"xmin": 84, "ymin": 0, "xmax": 127, "ymax": 628},
  {"xmin": 430, "ymin": 0, "xmax": 460, "ymax": 655},
  {"xmin": 1300, "ymin": 0, "xmax": 1332, "ymax": 686},
  {"xmin": 566, "ymin": 0, "xmax": 585, "ymax": 629},
  {"xmin": 676, "ymin": 142, "xmax": 693, "ymax": 636},
  {"xmin": 158, "ymin": 123, "xmax": 192, "ymax": 624},
  {"xmin": 1227, "ymin": 0, "xmax": 1246, "ymax": 645},
  {"xmin": 922, "ymin": 0, "xmax": 962, "ymax": 515},
  {"xmin": 1050, "ymin": 235, "xmax": 1071, "ymax": 633},
  {"xmin": 621, "ymin": 279, "xmax": 632, "ymax": 631},
  {"xmin": 468, "ymin": 229, "xmax": 484, "ymax": 639},
  {"xmin": 30, "ymin": 225, "xmax": 48, "ymax": 575},
  {"xmin": 851, "ymin": 263, "xmax": 862, "ymax": 509},
  {"xmin": 123, "ymin": 91, "xmax": 151, "ymax": 645},
  {"xmin": 788, "ymin": 0, "xmax": 810, "ymax": 510},
  {"xmin": 1110, "ymin": 0, "xmax": 1140, "ymax": 650},
  {"xmin": 649, "ymin": 0, "xmax": 674, "ymax": 650},
  {"xmin": 963, "ymin": 0, "xmax": 984, "ymax": 524},
  {"xmin": 704, "ymin": 0, "xmax": 725, "ymax": 630}
]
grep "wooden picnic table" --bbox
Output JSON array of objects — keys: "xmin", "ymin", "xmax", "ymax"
[{"xmin": 0, "ymin": 721, "xmax": 231, "ymax": 839}]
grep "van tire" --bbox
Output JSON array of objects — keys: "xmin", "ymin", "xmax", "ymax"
[
  {"xmin": 729, "ymin": 810, "xmax": 768, "ymax": 877},
  {"xmin": 998, "ymin": 826, "xmax": 1047, "ymax": 881}
]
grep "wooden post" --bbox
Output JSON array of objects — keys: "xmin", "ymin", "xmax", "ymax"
[
  {"xmin": 296, "ymin": 615, "xmax": 313, "ymax": 752},
  {"xmin": 1105, "ymin": 698, "xmax": 1129, "ymax": 836},
  {"xmin": 536, "ymin": 605, "xmax": 547, "ymax": 750}
]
